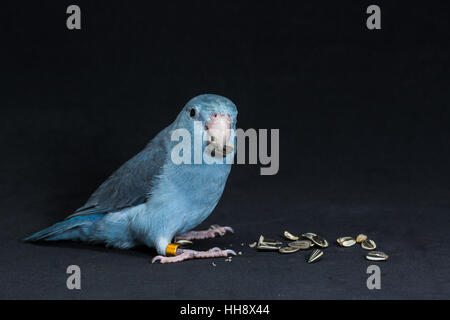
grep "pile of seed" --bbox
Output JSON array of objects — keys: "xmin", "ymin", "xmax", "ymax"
[{"xmin": 248, "ymin": 232, "xmax": 389, "ymax": 263}]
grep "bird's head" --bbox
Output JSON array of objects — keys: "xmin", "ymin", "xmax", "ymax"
[{"xmin": 174, "ymin": 94, "xmax": 238, "ymax": 159}]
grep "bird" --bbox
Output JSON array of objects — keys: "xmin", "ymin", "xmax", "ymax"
[{"xmin": 24, "ymin": 94, "xmax": 238, "ymax": 263}]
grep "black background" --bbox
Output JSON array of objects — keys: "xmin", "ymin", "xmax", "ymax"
[{"xmin": 1, "ymin": 0, "xmax": 450, "ymax": 299}]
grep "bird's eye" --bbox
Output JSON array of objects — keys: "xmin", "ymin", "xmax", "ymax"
[{"xmin": 190, "ymin": 108, "xmax": 196, "ymax": 118}]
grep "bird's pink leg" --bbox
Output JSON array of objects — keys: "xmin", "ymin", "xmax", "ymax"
[
  {"xmin": 152, "ymin": 247, "xmax": 236, "ymax": 264},
  {"xmin": 174, "ymin": 226, "xmax": 234, "ymax": 241}
]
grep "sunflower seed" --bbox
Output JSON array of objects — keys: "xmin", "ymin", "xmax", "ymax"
[
  {"xmin": 248, "ymin": 242, "xmax": 257, "ymax": 248},
  {"xmin": 257, "ymin": 235, "xmax": 265, "ymax": 246},
  {"xmin": 258, "ymin": 235, "xmax": 281, "ymax": 245},
  {"xmin": 311, "ymin": 234, "xmax": 329, "ymax": 248},
  {"xmin": 307, "ymin": 249, "xmax": 323, "ymax": 263},
  {"xmin": 301, "ymin": 232, "xmax": 317, "ymax": 240},
  {"xmin": 222, "ymin": 143, "xmax": 235, "ymax": 156},
  {"xmin": 288, "ymin": 240, "xmax": 312, "ymax": 249},
  {"xmin": 302, "ymin": 232, "xmax": 328, "ymax": 247},
  {"xmin": 356, "ymin": 234, "xmax": 367, "ymax": 243},
  {"xmin": 265, "ymin": 241, "xmax": 283, "ymax": 246},
  {"xmin": 279, "ymin": 246, "xmax": 300, "ymax": 254},
  {"xmin": 257, "ymin": 244, "xmax": 281, "ymax": 251},
  {"xmin": 366, "ymin": 251, "xmax": 389, "ymax": 261},
  {"xmin": 205, "ymin": 142, "xmax": 234, "ymax": 158},
  {"xmin": 175, "ymin": 239, "xmax": 193, "ymax": 247},
  {"xmin": 263, "ymin": 238, "xmax": 283, "ymax": 245},
  {"xmin": 361, "ymin": 239, "xmax": 376, "ymax": 250},
  {"xmin": 284, "ymin": 231, "xmax": 299, "ymax": 241},
  {"xmin": 337, "ymin": 237, "xmax": 356, "ymax": 247}
]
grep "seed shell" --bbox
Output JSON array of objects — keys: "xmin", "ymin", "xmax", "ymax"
[
  {"xmin": 288, "ymin": 240, "xmax": 312, "ymax": 249},
  {"xmin": 361, "ymin": 239, "xmax": 376, "ymax": 250},
  {"xmin": 279, "ymin": 246, "xmax": 300, "ymax": 254},
  {"xmin": 284, "ymin": 231, "xmax": 299, "ymax": 241},
  {"xmin": 301, "ymin": 232, "xmax": 317, "ymax": 240},
  {"xmin": 356, "ymin": 234, "xmax": 367, "ymax": 243},
  {"xmin": 263, "ymin": 238, "xmax": 283, "ymax": 245},
  {"xmin": 366, "ymin": 251, "xmax": 389, "ymax": 261},
  {"xmin": 337, "ymin": 236, "xmax": 356, "ymax": 247},
  {"xmin": 174, "ymin": 239, "xmax": 193, "ymax": 247},
  {"xmin": 311, "ymin": 234, "xmax": 329, "ymax": 248},
  {"xmin": 257, "ymin": 235, "xmax": 265, "ymax": 246},
  {"xmin": 307, "ymin": 249, "xmax": 323, "ymax": 263},
  {"xmin": 257, "ymin": 244, "xmax": 281, "ymax": 251}
]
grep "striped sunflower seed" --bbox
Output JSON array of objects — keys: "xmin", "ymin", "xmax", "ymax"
[
  {"xmin": 264, "ymin": 240, "xmax": 283, "ymax": 246},
  {"xmin": 307, "ymin": 249, "xmax": 323, "ymax": 263},
  {"xmin": 284, "ymin": 231, "xmax": 299, "ymax": 241},
  {"xmin": 361, "ymin": 239, "xmax": 376, "ymax": 250},
  {"xmin": 337, "ymin": 236, "xmax": 356, "ymax": 247},
  {"xmin": 301, "ymin": 232, "xmax": 317, "ymax": 240},
  {"xmin": 366, "ymin": 251, "xmax": 389, "ymax": 261},
  {"xmin": 311, "ymin": 234, "xmax": 329, "ymax": 248},
  {"xmin": 288, "ymin": 240, "xmax": 312, "ymax": 249},
  {"xmin": 257, "ymin": 244, "xmax": 281, "ymax": 251},
  {"xmin": 257, "ymin": 235, "xmax": 265, "ymax": 246},
  {"xmin": 175, "ymin": 239, "xmax": 193, "ymax": 247},
  {"xmin": 279, "ymin": 246, "xmax": 300, "ymax": 254}
]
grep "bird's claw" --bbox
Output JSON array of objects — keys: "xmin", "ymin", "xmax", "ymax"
[{"xmin": 211, "ymin": 226, "xmax": 234, "ymax": 236}]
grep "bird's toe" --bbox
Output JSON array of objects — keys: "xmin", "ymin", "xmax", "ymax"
[{"xmin": 151, "ymin": 255, "xmax": 164, "ymax": 264}]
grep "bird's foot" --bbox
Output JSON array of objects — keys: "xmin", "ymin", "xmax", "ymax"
[
  {"xmin": 175, "ymin": 225, "xmax": 234, "ymax": 241},
  {"xmin": 151, "ymin": 247, "xmax": 236, "ymax": 264}
]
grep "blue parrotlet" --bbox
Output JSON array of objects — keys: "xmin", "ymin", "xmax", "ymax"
[{"xmin": 25, "ymin": 94, "xmax": 238, "ymax": 263}]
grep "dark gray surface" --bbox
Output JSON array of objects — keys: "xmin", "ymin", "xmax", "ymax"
[
  {"xmin": 1, "ymin": 0, "xmax": 450, "ymax": 299},
  {"xmin": 2, "ymin": 175, "xmax": 450, "ymax": 299}
]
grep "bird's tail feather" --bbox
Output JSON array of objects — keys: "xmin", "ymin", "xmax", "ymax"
[{"xmin": 23, "ymin": 214, "xmax": 102, "ymax": 242}]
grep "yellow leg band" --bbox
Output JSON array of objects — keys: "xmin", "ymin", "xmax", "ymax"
[{"xmin": 165, "ymin": 243, "xmax": 180, "ymax": 257}]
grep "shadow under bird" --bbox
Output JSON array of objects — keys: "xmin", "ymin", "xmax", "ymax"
[{"xmin": 24, "ymin": 94, "xmax": 238, "ymax": 263}]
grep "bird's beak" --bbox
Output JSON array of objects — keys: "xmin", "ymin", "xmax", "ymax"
[{"xmin": 205, "ymin": 113, "xmax": 234, "ymax": 158}]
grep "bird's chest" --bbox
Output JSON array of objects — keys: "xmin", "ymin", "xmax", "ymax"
[
  {"xmin": 168, "ymin": 164, "xmax": 230, "ymax": 233},
  {"xmin": 145, "ymin": 163, "xmax": 231, "ymax": 236}
]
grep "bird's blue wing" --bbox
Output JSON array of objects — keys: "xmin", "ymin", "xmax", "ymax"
[{"xmin": 65, "ymin": 126, "xmax": 170, "ymax": 219}]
